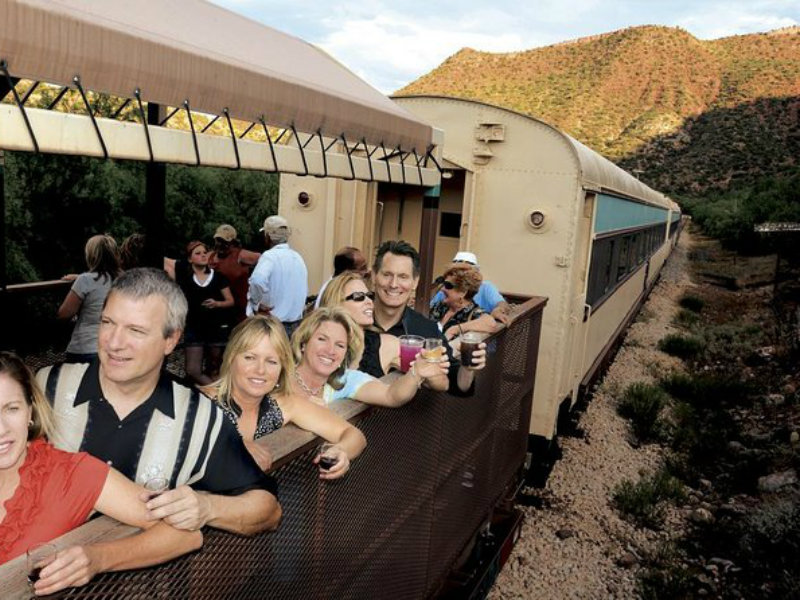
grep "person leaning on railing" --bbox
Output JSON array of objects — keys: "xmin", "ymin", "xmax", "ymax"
[
  {"xmin": 202, "ymin": 315, "xmax": 366, "ymax": 478},
  {"xmin": 0, "ymin": 352, "xmax": 202, "ymax": 594},
  {"xmin": 291, "ymin": 307, "xmax": 449, "ymax": 408},
  {"xmin": 36, "ymin": 268, "xmax": 281, "ymax": 537},
  {"xmin": 369, "ymin": 240, "xmax": 488, "ymax": 392},
  {"xmin": 429, "ymin": 265, "xmax": 498, "ymax": 341},
  {"xmin": 57, "ymin": 234, "xmax": 121, "ymax": 364}
]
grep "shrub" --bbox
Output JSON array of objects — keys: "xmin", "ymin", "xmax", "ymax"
[
  {"xmin": 618, "ymin": 383, "xmax": 668, "ymax": 442},
  {"xmin": 673, "ymin": 309, "xmax": 699, "ymax": 328},
  {"xmin": 678, "ymin": 294, "xmax": 705, "ymax": 313},
  {"xmin": 612, "ymin": 468, "xmax": 686, "ymax": 529},
  {"xmin": 658, "ymin": 334, "xmax": 706, "ymax": 359}
]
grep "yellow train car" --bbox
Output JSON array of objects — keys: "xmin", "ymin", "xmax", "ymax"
[{"xmin": 281, "ymin": 95, "xmax": 680, "ymax": 450}]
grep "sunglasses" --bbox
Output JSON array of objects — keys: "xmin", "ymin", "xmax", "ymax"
[
  {"xmin": 344, "ymin": 291, "xmax": 375, "ymax": 302},
  {"xmin": 442, "ymin": 281, "xmax": 457, "ymax": 290}
]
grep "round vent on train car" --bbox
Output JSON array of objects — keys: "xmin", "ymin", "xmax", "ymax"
[
  {"xmin": 526, "ymin": 209, "xmax": 548, "ymax": 232},
  {"xmin": 297, "ymin": 191, "xmax": 313, "ymax": 210}
]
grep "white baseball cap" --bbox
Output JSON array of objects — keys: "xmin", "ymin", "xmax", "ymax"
[{"xmin": 452, "ymin": 251, "xmax": 478, "ymax": 267}]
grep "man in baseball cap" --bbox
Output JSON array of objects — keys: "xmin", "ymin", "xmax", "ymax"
[
  {"xmin": 248, "ymin": 215, "xmax": 308, "ymax": 336},
  {"xmin": 430, "ymin": 251, "xmax": 511, "ymax": 324},
  {"xmin": 208, "ymin": 224, "xmax": 260, "ymax": 323}
]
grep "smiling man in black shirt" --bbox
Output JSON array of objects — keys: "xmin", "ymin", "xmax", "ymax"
[
  {"xmin": 370, "ymin": 240, "xmax": 485, "ymax": 392},
  {"xmin": 38, "ymin": 268, "xmax": 281, "ymax": 534}
]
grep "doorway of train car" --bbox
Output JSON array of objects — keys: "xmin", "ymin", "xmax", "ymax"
[
  {"xmin": 563, "ymin": 191, "xmax": 596, "ymax": 408},
  {"xmin": 375, "ymin": 166, "xmax": 468, "ymax": 301}
]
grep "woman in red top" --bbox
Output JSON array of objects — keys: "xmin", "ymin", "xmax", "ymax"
[{"xmin": 0, "ymin": 352, "xmax": 202, "ymax": 595}]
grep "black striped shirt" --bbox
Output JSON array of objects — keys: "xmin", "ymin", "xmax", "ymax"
[{"xmin": 37, "ymin": 361, "xmax": 277, "ymax": 497}]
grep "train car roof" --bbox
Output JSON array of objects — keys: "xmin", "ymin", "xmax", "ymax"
[
  {"xmin": 0, "ymin": 0, "xmax": 432, "ymax": 151},
  {"xmin": 394, "ymin": 95, "xmax": 674, "ymax": 209}
]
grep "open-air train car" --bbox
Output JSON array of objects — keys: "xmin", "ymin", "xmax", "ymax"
[
  {"xmin": 281, "ymin": 95, "xmax": 681, "ymax": 450},
  {"xmin": 0, "ymin": 3, "xmax": 546, "ymax": 598}
]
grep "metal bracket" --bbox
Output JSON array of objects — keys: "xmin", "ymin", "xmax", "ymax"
[
  {"xmin": 183, "ymin": 99, "xmax": 201, "ymax": 165},
  {"xmin": 363, "ymin": 139, "xmax": 375, "ymax": 182},
  {"xmin": 314, "ymin": 130, "xmax": 328, "ymax": 178},
  {"xmin": 223, "ymin": 108, "xmax": 240, "ymax": 170},
  {"xmin": 20, "ymin": 81, "xmax": 40, "ymax": 105},
  {"xmin": 379, "ymin": 142, "xmax": 392, "ymax": 183},
  {"xmin": 398, "ymin": 147, "xmax": 407, "ymax": 186},
  {"xmin": 291, "ymin": 123, "xmax": 309, "ymax": 176},
  {"xmin": 111, "ymin": 97, "xmax": 131, "ymax": 120},
  {"xmin": 341, "ymin": 134, "xmax": 356, "ymax": 181},
  {"xmin": 74, "ymin": 75, "xmax": 109, "ymax": 159},
  {"xmin": 0, "ymin": 61, "xmax": 39, "ymax": 152},
  {"xmin": 238, "ymin": 122, "xmax": 256, "ymax": 139},
  {"xmin": 201, "ymin": 114, "xmax": 220, "ymax": 134},
  {"xmin": 259, "ymin": 117, "xmax": 279, "ymax": 172},
  {"xmin": 134, "ymin": 88, "xmax": 154, "ymax": 162},
  {"xmin": 413, "ymin": 148, "xmax": 423, "ymax": 186},
  {"xmin": 47, "ymin": 86, "xmax": 69, "ymax": 111}
]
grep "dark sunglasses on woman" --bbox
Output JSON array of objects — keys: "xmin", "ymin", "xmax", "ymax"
[
  {"xmin": 442, "ymin": 281, "xmax": 456, "ymax": 290},
  {"xmin": 345, "ymin": 291, "xmax": 376, "ymax": 302}
]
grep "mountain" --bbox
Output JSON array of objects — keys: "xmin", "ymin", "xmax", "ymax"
[{"xmin": 395, "ymin": 26, "xmax": 800, "ymax": 195}]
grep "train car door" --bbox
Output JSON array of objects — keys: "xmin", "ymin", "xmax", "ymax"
[
  {"xmin": 564, "ymin": 192, "xmax": 596, "ymax": 404},
  {"xmin": 375, "ymin": 168, "xmax": 468, "ymax": 284}
]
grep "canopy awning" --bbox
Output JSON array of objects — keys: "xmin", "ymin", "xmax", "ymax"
[{"xmin": 0, "ymin": 0, "xmax": 433, "ymax": 152}]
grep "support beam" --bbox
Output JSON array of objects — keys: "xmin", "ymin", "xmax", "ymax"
[
  {"xmin": 415, "ymin": 185, "xmax": 440, "ymax": 312},
  {"xmin": 144, "ymin": 103, "xmax": 166, "ymax": 268}
]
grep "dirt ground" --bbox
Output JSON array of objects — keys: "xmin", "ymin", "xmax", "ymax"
[{"xmin": 488, "ymin": 228, "xmax": 800, "ymax": 599}]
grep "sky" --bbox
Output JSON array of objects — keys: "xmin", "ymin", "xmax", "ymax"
[{"xmin": 212, "ymin": 1, "xmax": 799, "ymax": 93}]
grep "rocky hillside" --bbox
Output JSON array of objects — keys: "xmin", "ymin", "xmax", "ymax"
[{"xmin": 396, "ymin": 26, "xmax": 800, "ymax": 195}]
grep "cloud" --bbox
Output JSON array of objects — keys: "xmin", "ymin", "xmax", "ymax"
[
  {"xmin": 209, "ymin": 0, "xmax": 800, "ymax": 93},
  {"xmin": 676, "ymin": 1, "xmax": 798, "ymax": 38},
  {"xmin": 318, "ymin": 11, "xmax": 532, "ymax": 92}
]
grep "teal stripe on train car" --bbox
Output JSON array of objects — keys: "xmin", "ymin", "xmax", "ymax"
[{"xmin": 595, "ymin": 194, "xmax": 669, "ymax": 234}]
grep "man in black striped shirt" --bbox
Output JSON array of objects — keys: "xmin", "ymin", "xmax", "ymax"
[{"xmin": 38, "ymin": 268, "xmax": 281, "ymax": 534}]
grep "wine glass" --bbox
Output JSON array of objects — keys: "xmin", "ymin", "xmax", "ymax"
[
  {"xmin": 317, "ymin": 442, "xmax": 339, "ymax": 471},
  {"xmin": 144, "ymin": 475, "xmax": 169, "ymax": 497},
  {"xmin": 27, "ymin": 543, "xmax": 57, "ymax": 587}
]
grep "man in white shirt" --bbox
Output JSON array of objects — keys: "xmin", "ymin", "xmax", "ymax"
[{"xmin": 247, "ymin": 215, "xmax": 308, "ymax": 336}]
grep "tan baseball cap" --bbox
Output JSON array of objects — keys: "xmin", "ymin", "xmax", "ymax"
[
  {"xmin": 213, "ymin": 224, "xmax": 237, "ymax": 242},
  {"xmin": 260, "ymin": 215, "xmax": 290, "ymax": 235}
]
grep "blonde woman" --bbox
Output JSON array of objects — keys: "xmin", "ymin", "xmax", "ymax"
[
  {"xmin": 205, "ymin": 316, "xmax": 365, "ymax": 479},
  {"xmin": 0, "ymin": 352, "xmax": 201, "ymax": 590},
  {"xmin": 291, "ymin": 307, "xmax": 449, "ymax": 408},
  {"xmin": 58, "ymin": 234, "xmax": 120, "ymax": 363}
]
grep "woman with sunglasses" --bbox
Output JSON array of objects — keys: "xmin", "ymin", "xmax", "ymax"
[
  {"xmin": 204, "ymin": 315, "xmax": 366, "ymax": 477},
  {"xmin": 318, "ymin": 272, "xmax": 407, "ymax": 379},
  {"xmin": 430, "ymin": 265, "xmax": 498, "ymax": 341}
]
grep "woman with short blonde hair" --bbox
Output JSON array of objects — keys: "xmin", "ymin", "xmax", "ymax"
[{"xmin": 205, "ymin": 315, "xmax": 366, "ymax": 478}]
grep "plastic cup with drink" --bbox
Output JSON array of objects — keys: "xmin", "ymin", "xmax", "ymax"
[
  {"xmin": 421, "ymin": 338, "xmax": 446, "ymax": 362},
  {"xmin": 398, "ymin": 335, "xmax": 424, "ymax": 372},
  {"xmin": 459, "ymin": 332, "xmax": 483, "ymax": 367}
]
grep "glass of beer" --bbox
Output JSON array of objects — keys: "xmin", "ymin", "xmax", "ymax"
[
  {"xmin": 460, "ymin": 332, "xmax": 482, "ymax": 367},
  {"xmin": 27, "ymin": 543, "xmax": 57, "ymax": 586},
  {"xmin": 398, "ymin": 335, "xmax": 424, "ymax": 372}
]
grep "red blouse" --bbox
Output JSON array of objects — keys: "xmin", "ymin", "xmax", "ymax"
[{"xmin": 0, "ymin": 438, "xmax": 110, "ymax": 564}]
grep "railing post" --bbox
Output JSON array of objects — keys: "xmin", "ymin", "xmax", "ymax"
[
  {"xmin": 144, "ymin": 103, "xmax": 166, "ymax": 267},
  {"xmin": 0, "ymin": 75, "xmax": 13, "ymax": 341},
  {"xmin": 416, "ymin": 185, "xmax": 440, "ymax": 312}
]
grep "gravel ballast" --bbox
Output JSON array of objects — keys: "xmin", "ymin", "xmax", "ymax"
[{"xmin": 489, "ymin": 233, "xmax": 694, "ymax": 600}]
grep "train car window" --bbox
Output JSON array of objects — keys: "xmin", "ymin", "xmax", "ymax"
[{"xmin": 439, "ymin": 212, "xmax": 462, "ymax": 238}]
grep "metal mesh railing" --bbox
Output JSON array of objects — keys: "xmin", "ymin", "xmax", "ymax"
[{"xmin": 6, "ymin": 297, "xmax": 545, "ymax": 600}]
